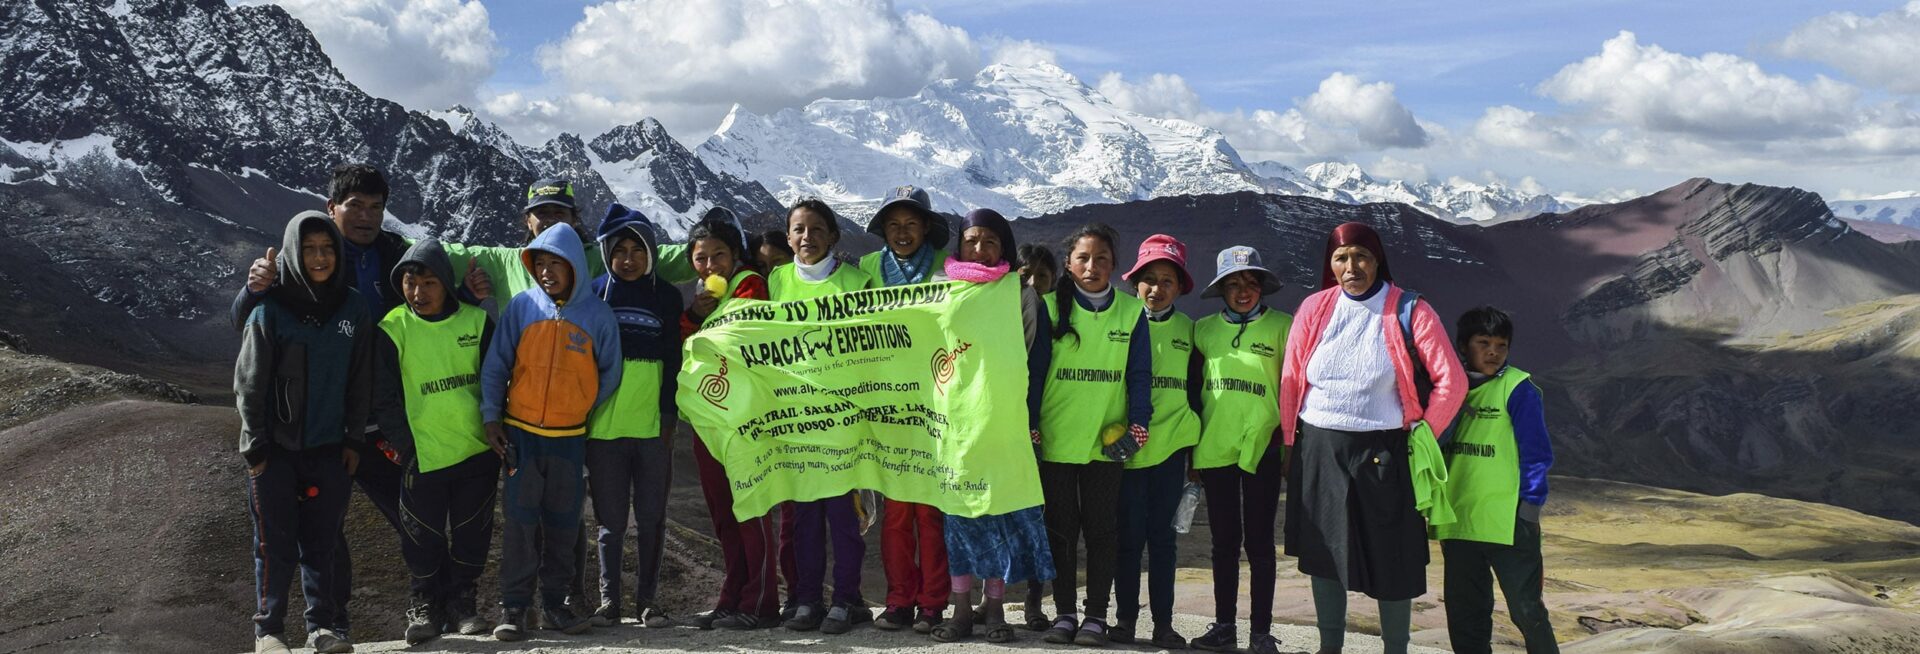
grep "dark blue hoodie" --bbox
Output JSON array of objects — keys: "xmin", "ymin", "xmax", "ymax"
[{"xmin": 588, "ymin": 204, "xmax": 686, "ymax": 436}]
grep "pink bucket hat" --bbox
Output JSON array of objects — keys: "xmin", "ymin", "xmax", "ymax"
[{"xmin": 1121, "ymin": 233, "xmax": 1194, "ymax": 295}]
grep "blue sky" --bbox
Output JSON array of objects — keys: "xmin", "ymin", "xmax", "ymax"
[{"xmin": 264, "ymin": 0, "xmax": 1920, "ymax": 201}]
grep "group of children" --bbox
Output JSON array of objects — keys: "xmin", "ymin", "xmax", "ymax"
[{"xmin": 237, "ymin": 165, "xmax": 1559, "ymax": 654}]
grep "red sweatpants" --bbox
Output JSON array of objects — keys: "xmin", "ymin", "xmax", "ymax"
[
  {"xmin": 881, "ymin": 499, "xmax": 950, "ymax": 611},
  {"xmin": 694, "ymin": 438, "xmax": 780, "ymax": 618}
]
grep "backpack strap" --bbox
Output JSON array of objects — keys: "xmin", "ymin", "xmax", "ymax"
[{"xmin": 1397, "ymin": 287, "xmax": 1432, "ymax": 410}]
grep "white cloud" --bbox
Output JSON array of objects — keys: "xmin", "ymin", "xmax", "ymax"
[
  {"xmin": 1539, "ymin": 31, "xmax": 1857, "ymax": 140},
  {"xmin": 985, "ymin": 38, "xmax": 1060, "ymax": 68},
  {"xmin": 1473, "ymin": 105, "xmax": 1578, "ymax": 152},
  {"xmin": 1776, "ymin": 1, "xmax": 1920, "ymax": 94},
  {"xmin": 511, "ymin": 0, "xmax": 978, "ymax": 139},
  {"xmin": 244, "ymin": 0, "xmax": 498, "ymax": 110},
  {"xmin": 1097, "ymin": 70, "xmax": 1430, "ymax": 161},
  {"xmin": 1368, "ymin": 156, "xmax": 1430, "ymax": 183},
  {"xmin": 1301, "ymin": 73, "xmax": 1430, "ymax": 149}
]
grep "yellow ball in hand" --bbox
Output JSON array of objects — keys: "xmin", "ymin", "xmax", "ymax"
[{"xmin": 704, "ymin": 274, "xmax": 728, "ymax": 297}]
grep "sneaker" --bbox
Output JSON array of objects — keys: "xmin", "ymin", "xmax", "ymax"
[
  {"xmin": 820, "ymin": 603, "xmax": 871, "ymax": 635},
  {"xmin": 404, "ymin": 596, "xmax": 443, "ymax": 645},
  {"xmin": 639, "ymin": 605, "xmax": 673, "ymax": 628},
  {"xmin": 591, "ymin": 601, "xmax": 621, "ymax": 627},
  {"xmin": 1249, "ymin": 632, "xmax": 1280, "ymax": 654},
  {"xmin": 714, "ymin": 612, "xmax": 771, "ymax": 630},
  {"xmin": 253, "ymin": 634, "xmax": 292, "ymax": 654},
  {"xmin": 783, "ymin": 604, "xmax": 824, "ymax": 631},
  {"xmin": 1109, "ymin": 622, "xmax": 1136, "ymax": 645},
  {"xmin": 1191, "ymin": 622, "xmax": 1236, "ymax": 652},
  {"xmin": 544, "ymin": 605, "xmax": 592, "ymax": 635},
  {"xmin": 1152, "ymin": 623, "xmax": 1190, "ymax": 650},
  {"xmin": 693, "ymin": 608, "xmax": 735, "ymax": 630},
  {"xmin": 912, "ymin": 608, "xmax": 944, "ymax": 634},
  {"xmin": 874, "ymin": 606, "xmax": 914, "ymax": 631},
  {"xmin": 449, "ymin": 590, "xmax": 490, "ymax": 635},
  {"xmin": 309, "ymin": 628, "xmax": 353, "ymax": 653},
  {"xmin": 494, "ymin": 607, "xmax": 529, "ymax": 641},
  {"xmin": 1043, "ymin": 615, "xmax": 1079, "ymax": 644},
  {"xmin": 1074, "ymin": 618, "xmax": 1111, "ymax": 647},
  {"xmin": 782, "ymin": 603, "xmax": 799, "ymax": 622}
]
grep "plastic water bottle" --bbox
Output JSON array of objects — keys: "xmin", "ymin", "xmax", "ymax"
[{"xmin": 1172, "ymin": 482, "xmax": 1204, "ymax": 534}]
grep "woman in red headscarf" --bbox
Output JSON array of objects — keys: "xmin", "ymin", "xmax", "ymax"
[{"xmin": 1276, "ymin": 222, "xmax": 1466, "ymax": 654}]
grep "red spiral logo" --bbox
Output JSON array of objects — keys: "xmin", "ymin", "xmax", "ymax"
[
  {"xmin": 929, "ymin": 341, "xmax": 971, "ymax": 395},
  {"xmin": 699, "ymin": 356, "xmax": 731, "ymax": 409}
]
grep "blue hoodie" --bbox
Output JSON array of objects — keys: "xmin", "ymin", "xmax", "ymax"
[{"xmin": 480, "ymin": 223, "xmax": 622, "ymax": 437}]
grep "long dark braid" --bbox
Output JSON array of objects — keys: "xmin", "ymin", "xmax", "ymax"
[{"xmin": 1051, "ymin": 223, "xmax": 1119, "ymax": 345}]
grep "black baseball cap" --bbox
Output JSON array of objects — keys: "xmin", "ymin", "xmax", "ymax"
[{"xmin": 524, "ymin": 178, "xmax": 575, "ymax": 212}]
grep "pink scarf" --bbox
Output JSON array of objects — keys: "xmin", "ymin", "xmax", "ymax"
[{"xmin": 943, "ymin": 257, "xmax": 1009, "ymax": 283}]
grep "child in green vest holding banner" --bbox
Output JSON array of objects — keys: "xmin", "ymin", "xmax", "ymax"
[
  {"xmin": 1111, "ymin": 234, "xmax": 1203, "ymax": 649},
  {"xmin": 372, "ymin": 239, "xmax": 499, "ymax": 645},
  {"xmin": 1189, "ymin": 246, "xmax": 1293, "ymax": 654},
  {"xmin": 1037, "ymin": 223, "xmax": 1153, "ymax": 647},
  {"xmin": 1436, "ymin": 306, "xmax": 1559, "ymax": 654},
  {"xmin": 583, "ymin": 204, "xmax": 685, "ymax": 629},
  {"xmin": 681, "ymin": 212, "xmax": 784, "ymax": 630},
  {"xmin": 862, "ymin": 186, "xmax": 956, "ymax": 634},
  {"xmin": 767, "ymin": 199, "xmax": 876, "ymax": 635}
]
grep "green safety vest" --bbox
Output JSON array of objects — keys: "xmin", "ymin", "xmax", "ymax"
[
  {"xmin": 377, "ymin": 303, "xmax": 490, "ymax": 472},
  {"xmin": 858, "ymin": 249, "xmax": 949, "ymax": 286},
  {"xmin": 1431, "ymin": 366, "xmax": 1530, "ymax": 545},
  {"xmin": 1130, "ymin": 312, "xmax": 1201, "ymax": 469},
  {"xmin": 1039, "ymin": 290, "xmax": 1144, "ymax": 464},
  {"xmin": 1192, "ymin": 309, "xmax": 1291, "ymax": 472},
  {"xmin": 589, "ymin": 356, "xmax": 666, "ymax": 440},
  {"xmin": 767, "ymin": 261, "xmax": 874, "ymax": 301}
]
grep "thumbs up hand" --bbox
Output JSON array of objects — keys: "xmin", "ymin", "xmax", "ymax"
[
  {"xmin": 246, "ymin": 247, "xmax": 278, "ymax": 293},
  {"xmin": 464, "ymin": 259, "xmax": 492, "ymax": 301}
]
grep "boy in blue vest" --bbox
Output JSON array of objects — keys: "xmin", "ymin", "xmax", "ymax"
[{"xmin": 1435, "ymin": 306, "xmax": 1558, "ymax": 653}]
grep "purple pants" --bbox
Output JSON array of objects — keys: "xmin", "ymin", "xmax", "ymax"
[{"xmin": 791, "ymin": 493, "xmax": 866, "ymax": 607}]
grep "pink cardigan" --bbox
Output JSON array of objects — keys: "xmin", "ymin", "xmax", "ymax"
[{"xmin": 1278, "ymin": 283, "xmax": 1466, "ymax": 446}]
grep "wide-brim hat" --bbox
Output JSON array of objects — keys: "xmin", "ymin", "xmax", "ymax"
[
  {"xmin": 1201, "ymin": 245, "xmax": 1283, "ymax": 298},
  {"xmin": 866, "ymin": 185, "xmax": 950, "ymax": 250}
]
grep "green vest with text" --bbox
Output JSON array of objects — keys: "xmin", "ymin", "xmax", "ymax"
[
  {"xmin": 1431, "ymin": 366, "xmax": 1530, "ymax": 545},
  {"xmin": 378, "ymin": 304, "xmax": 490, "ymax": 472},
  {"xmin": 1192, "ymin": 309, "xmax": 1291, "ymax": 472},
  {"xmin": 1039, "ymin": 291, "xmax": 1143, "ymax": 464},
  {"xmin": 1131, "ymin": 312, "xmax": 1201, "ymax": 469}
]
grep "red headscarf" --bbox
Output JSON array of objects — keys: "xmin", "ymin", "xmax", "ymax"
[{"xmin": 1319, "ymin": 221, "xmax": 1393, "ymax": 290}]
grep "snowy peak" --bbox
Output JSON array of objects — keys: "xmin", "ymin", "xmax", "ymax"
[
  {"xmin": 697, "ymin": 62, "xmax": 1262, "ymax": 222},
  {"xmin": 1829, "ymin": 193, "xmax": 1920, "ymax": 229},
  {"xmin": 1303, "ymin": 162, "xmax": 1377, "ymax": 191},
  {"xmin": 587, "ymin": 118, "xmax": 677, "ymax": 163}
]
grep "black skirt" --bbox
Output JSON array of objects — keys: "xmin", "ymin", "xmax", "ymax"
[{"xmin": 1283, "ymin": 421, "xmax": 1429, "ymax": 601}]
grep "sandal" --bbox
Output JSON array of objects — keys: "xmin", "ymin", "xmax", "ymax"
[
  {"xmin": 1024, "ymin": 600, "xmax": 1051, "ymax": 632},
  {"xmin": 932, "ymin": 600, "xmax": 974, "ymax": 643},
  {"xmin": 981, "ymin": 601, "xmax": 1015, "ymax": 643}
]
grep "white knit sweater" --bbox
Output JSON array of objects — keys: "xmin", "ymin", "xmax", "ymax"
[{"xmin": 1299, "ymin": 288, "xmax": 1403, "ymax": 432}]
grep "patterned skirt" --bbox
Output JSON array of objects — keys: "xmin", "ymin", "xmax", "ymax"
[{"xmin": 943, "ymin": 505, "xmax": 1055, "ymax": 584}]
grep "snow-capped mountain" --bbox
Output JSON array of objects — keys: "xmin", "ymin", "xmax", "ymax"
[
  {"xmin": 434, "ymin": 108, "xmax": 780, "ymax": 236},
  {"xmin": 696, "ymin": 62, "xmax": 1269, "ymax": 221},
  {"xmin": 693, "ymin": 61, "xmax": 1573, "ymax": 224},
  {"xmin": 1829, "ymin": 192, "xmax": 1920, "ymax": 229},
  {"xmin": 1267, "ymin": 161, "xmax": 1577, "ymax": 224}
]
